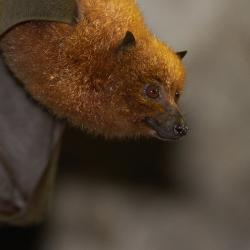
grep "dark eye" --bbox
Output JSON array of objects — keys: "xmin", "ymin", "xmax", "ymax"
[
  {"xmin": 145, "ymin": 84, "xmax": 160, "ymax": 99},
  {"xmin": 175, "ymin": 91, "xmax": 181, "ymax": 101}
]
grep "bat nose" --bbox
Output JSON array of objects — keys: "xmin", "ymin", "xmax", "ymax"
[{"xmin": 173, "ymin": 124, "xmax": 189, "ymax": 137}]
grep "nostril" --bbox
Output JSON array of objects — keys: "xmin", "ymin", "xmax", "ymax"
[{"xmin": 173, "ymin": 124, "xmax": 189, "ymax": 137}]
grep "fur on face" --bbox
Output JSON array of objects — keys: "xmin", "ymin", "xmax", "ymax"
[{"xmin": 0, "ymin": 0, "xmax": 187, "ymax": 140}]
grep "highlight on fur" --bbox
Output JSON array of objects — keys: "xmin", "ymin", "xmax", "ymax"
[{"xmin": 0, "ymin": 0, "xmax": 187, "ymax": 140}]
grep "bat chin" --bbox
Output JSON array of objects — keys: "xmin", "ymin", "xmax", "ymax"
[{"xmin": 149, "ymin": 130, "xmax": 180, "ymax": 142}]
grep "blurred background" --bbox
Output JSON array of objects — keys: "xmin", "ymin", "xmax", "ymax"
[{"xmin": 1, "ymin": 0, "xmax": 250, "ymax": 249}]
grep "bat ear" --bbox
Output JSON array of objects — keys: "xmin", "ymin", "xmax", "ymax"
[
  {"xmin": 176, "ymin": 50, "xmax": 187, "ymax": 60},
  {"xmin": 117, "ymin": 31, "xmax": 136, "ymax": 52}
]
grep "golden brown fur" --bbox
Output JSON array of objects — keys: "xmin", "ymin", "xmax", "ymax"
[{"xmin": 0, "ymin": 0, "xmax": 186, "ymax": 139}]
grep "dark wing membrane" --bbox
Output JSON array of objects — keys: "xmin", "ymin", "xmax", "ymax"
[
  {"xmin": 0, "ymin": 56, "xmax": 64, "ymax": 225},
  {"xmin": 0, "ymin": 0, "xmax": 77, "ymax": 225},
  {"xmin": 0, "ymin": 0, "xmax": 77, "ymax": 36}
]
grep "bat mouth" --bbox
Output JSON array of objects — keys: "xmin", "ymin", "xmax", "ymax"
[
  {"xmin": 144, "ymin": 116, "xmax": 187, "ymax": 141},
  {"xmin": 150, "ymin": 130, "xmax": 181, "ymax": 141}
]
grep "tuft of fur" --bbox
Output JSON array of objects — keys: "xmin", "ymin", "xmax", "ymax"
[{"xmin": 0, "ymin": 0, "xmax": 186, "ymax": 139}]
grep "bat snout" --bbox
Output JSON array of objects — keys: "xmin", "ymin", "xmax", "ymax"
[
  {"xmin": 173, "ymin": 122, "xmax": 189, "ymax": 137},
  {"xmin": 145, "ymin": 109, "xmax": 189, "ymax": 141}
]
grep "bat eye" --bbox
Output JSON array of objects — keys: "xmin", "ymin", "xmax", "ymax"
[
  {"xmin": 175, "ymin": 91, "xmax": 181, "ymax": 101},
  {"xmin": 145, "ymin": 84, "xmax": 160, "ymax": 99}
]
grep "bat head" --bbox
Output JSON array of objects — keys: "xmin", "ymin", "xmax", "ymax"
[{"xmin": 89, "ymin": 30, "xmax": 189, "ymax": 140}]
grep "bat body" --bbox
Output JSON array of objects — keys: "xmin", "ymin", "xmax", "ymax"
[
  {"xmin": 1, "ymin": 0, "xmax": 188, "ymax": 140},
  {"xmin": 0, "ymin": 0, "xmax": 188, "ymax": 225}
]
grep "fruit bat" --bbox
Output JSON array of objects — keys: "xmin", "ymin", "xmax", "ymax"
[{"xmin": 0, "ymin": 0, "xmax": 188, "ymax": 225}]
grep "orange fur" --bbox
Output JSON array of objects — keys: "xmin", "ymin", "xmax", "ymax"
[{"xmin": 0, "ymin": 0, "xmax": 186, "ymax": 139}]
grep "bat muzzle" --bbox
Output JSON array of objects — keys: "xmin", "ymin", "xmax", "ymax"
[{"xmin": 145, "ymin": 110, "xmax": 189, "ymax": 141}]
